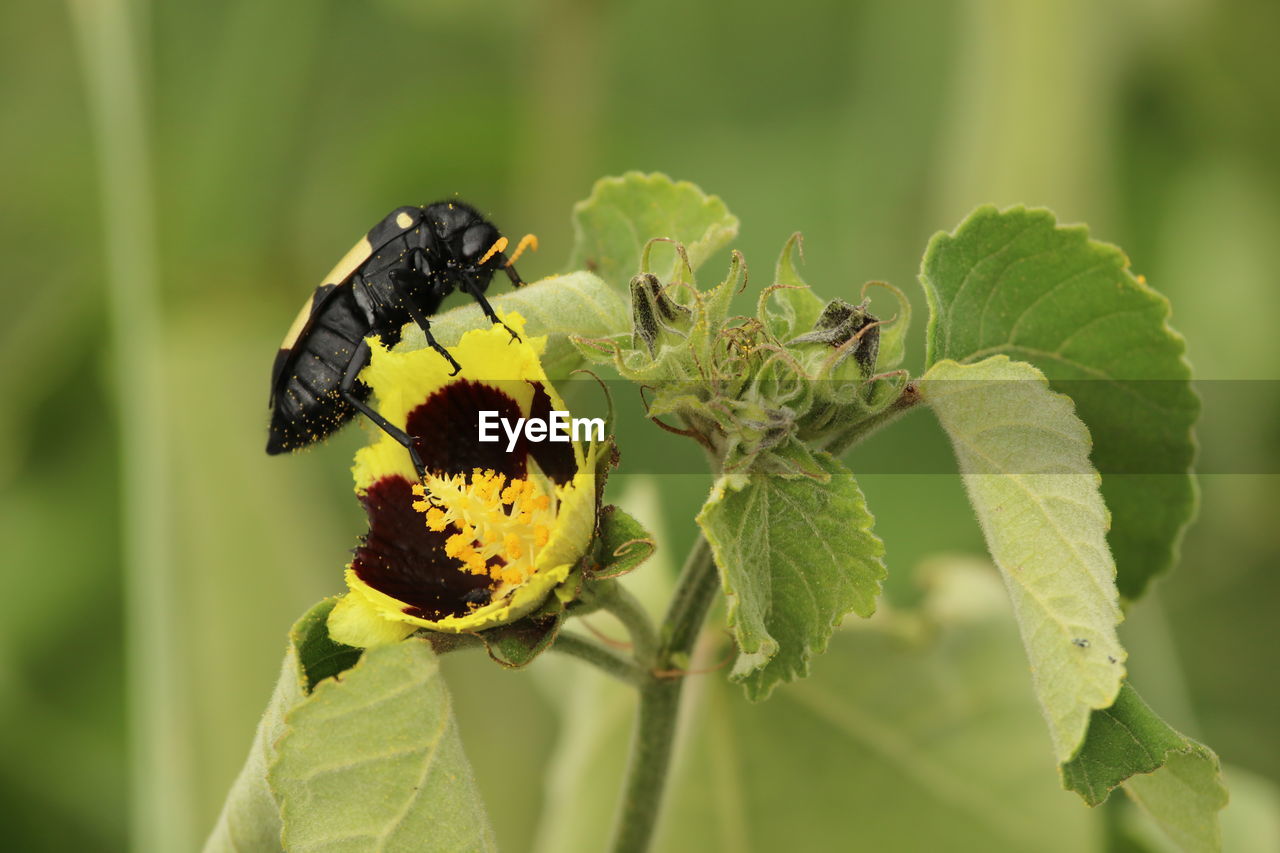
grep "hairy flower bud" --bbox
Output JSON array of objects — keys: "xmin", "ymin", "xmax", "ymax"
[
  {"xmin": 630, "ymin": 273, "xmax": 694, "ymax": 356},
  {"xmin": 788, "ymin": 298, "xmax": 880, "ymax": 377}
]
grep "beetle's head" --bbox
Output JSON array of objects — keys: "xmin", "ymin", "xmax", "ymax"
[{"xmin": 460, "ymin": 221, "xmax": 504, "ymax": 270}]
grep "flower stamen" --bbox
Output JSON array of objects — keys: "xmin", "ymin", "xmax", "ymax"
[{"xmin": 412, "ymin": 468, "xmax": 557, "ymax": 597}]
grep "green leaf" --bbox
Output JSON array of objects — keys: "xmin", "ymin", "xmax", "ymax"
[
  {"xmin": 697, "ymin": 451, "xmax": 885, "ymax": 700},
  {"xmin": 534, "ymin": 559, "xmax": 1109, "ymax": 852},
  {"xmin": 920, "ymin": 205, "xmax": 1198, "ymax": 600},
  {"xmin": 920, "ymin": 356, "xmax": 1126, "ymax": 762},
  {"xmin": 204, "ymin": 598, "xmax": 353, "ymax": 853},
  {"xmin": 1064, "ymin": 683, "xmax": 1227, "ymax": 852},
  {"xmin": 203, "ymin": 650, "xmax": 301, "ymax": 853},
  {"xmin": 567, "ymin": 172, "xmax": 739, "ymax": 289},
  {"xmin": 398, "ymin": 270, "xmax": 630, "ymax": 378},
  {"xmin": 270, "ymin": 639, "xmax": 496, "ymax": 853},
  {"xmin": 590, "ymin": 504, "xmax": 656, "ymax": 579}
]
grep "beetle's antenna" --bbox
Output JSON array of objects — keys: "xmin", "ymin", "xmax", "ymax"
[
  {"xmin": 478, "ymin": 236, "xmax": 509, "ymax": 265},
  {"xmin": 506, "ymin": 233, "xmax": 539, "ymax": 265}
]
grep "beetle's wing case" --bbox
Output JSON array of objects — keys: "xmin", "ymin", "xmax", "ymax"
[
  {"xmin": 314, "ymin": 205, "xmax": 422, "ymax": 291},
  {"xmin": 365, "ymin": 206, "xmax": 423, "ymax": 252},
  {"xmin": 268, "ymin": 206, "xmax": 424, "ymax": 405},
  {"xmin": 269, "ymin": 283, "xmax": 347, "ymax": 405}
]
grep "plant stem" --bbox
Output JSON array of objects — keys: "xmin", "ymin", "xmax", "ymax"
[
  {"xmin": 610, "ymin": 534, "xmax": 718, "ymax": 853},
  {"xmin": 822, "ymin": 381, "xmax": 921, "ymax": 457},
  {"xmin": 552, "ymin": 631, "xmax": 647, "ymax": 687},
  {"xmin": 593, "ymin": 579, "xmax": 660, "ymax": 666},
  {"xmin": 68, "ymin": 2, "xmax": 190, "ymax": 850},
  {"xmin": 658, "ymin": 536, "xmax": 719, "ymax": 661}
]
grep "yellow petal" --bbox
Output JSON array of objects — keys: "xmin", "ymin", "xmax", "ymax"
[
  {"xmin": 535, "ymin": 444, "xmax": 599, "ymax": 575},
  {"xmin": 339, "ymin": 310, "xmax": 601, "ymax": 639},
  {"xmin": 327, "ymin": 587, "xmax": 417, "ymax": 648},
  {"xmin": 352, "ymin": 312, "xmax": 561, "ymax": 491},
  {"xmin": 363, "ymin": 313, "xmax": 546, "ymax": 430}
]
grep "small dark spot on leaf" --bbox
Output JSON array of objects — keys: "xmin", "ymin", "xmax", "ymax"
[{"xmin": 1072, "ymin": 637, "xmax": 1090, "ymax": 649}]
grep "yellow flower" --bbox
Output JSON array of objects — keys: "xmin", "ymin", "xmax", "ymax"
[{"xmin": 327, "ymin": 313, "xmax": 600, "ymax": 647}]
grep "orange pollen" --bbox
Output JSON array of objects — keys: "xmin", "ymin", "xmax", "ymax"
[{"xmin": 413, "ymin": 467, "xmax": 559, "ymax": 592}]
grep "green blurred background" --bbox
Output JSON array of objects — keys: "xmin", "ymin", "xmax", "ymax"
[{"xmin": 4, "ymin": 0, "xmax": 1278, "ymax": 849}]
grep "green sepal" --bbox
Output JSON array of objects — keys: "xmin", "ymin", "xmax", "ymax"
[
  {"xmin": 861, "ymin": 280, "xmax": 911, "ymax": 370},
  {"xmin": 290, "ymin": 596, "xmax": 362, "ymax": 691},
  {"xmin": 759, "ymin": 232, "xmax": 826, "ymax": 339},
  {"xmin": 474, "ymin": 609, "xmax": 567, "ymax": 669},
  {"xmin": 588, "ymin": 504, "xmax": 657, "ymax": 580}
]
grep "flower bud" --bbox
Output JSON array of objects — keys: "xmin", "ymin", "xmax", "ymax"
[
  {"xmin": 788, "ymin": 298, "xmax": 880, "ymax": 377},
  {"xmin": 630, "ymin": 273, "xmax": 693, "ymax": 356}
]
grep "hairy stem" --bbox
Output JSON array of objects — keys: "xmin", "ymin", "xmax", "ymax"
[
  {"xmin": 592, "ymin": 579, "xmax": 660, "ymax": 666},
  {"xmin": 822, "ymin": 380, "xmax": 921, "ymax": 456},
  {"xmin": 610, "ymin": 534, "xmax": 718, "ymax": 853},
  {"xmin": 552, "ymin": 631, "xmax": 648, "ymax": 687},
  {"xmin": 425, "ymin": 628, "xmax": 645, "ymax": 686}
]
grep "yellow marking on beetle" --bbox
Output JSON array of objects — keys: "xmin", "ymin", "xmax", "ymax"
[
  {"xmin": 321, "ymin": 235, "xmax": 373, "ymax": 287},
  {"xmin": 478, "ymin": 236, "xmax": 509, "ymax": 265},
  {"xmin": 280, "ymin": 294, "xmax": 316, "ymax": 350},
  {"xmin": 506, "ymin": 233, "xmax": 538, "ymax": 266},
  {"xmin": 395, "ymin": 211, "xmax": 415, "ymax": 229}
]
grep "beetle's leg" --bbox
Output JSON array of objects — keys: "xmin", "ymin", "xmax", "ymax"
[
  {"xmin": 407, "ymin": 246, "xmax": 433, "ymax": 277},
  {"xmin": 385, "ymin": 268, "xmax": 463, "ymax": 375},
  {"xmin": 461, "ymin": 273, "xmax": 521, "ymax": 342},
  {"xmin": 340, "ymin": 338, "xmax": 426, "ymax": 479}
]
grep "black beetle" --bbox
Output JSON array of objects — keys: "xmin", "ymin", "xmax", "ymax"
[{"xmin": 266, "ymin": 201, "xmax": 536, "ymax": 476}]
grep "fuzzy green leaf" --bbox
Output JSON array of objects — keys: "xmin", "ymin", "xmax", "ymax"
[
  {"xmin": 203, "ymin": 650, "xmax": 300, "ymax": 853},
  {"xmin": 697, "ymin": 451, "xmax": 885, "ymax": 700},
  {"xmin": 270, "ymin": 639, "xmax": 496, "ymax": 853},
  {"xmin": 398, "ymin": 270, "xmax": 630, "ymax": 379},
  {"xmin": 920, "ymin": 206, "xmax": 1198, "ymax": 600},
  {"xmin": 921, "ymin": 356, "xmax": 1126, "ymax": 762},
  {"xmin": 533, "ymin": 560, "xmax": 1111, "ymax": 853},
  {"xmin": 567, "ymin": 172, "xmax": 739, "ymax": 289},
  {"xmin": 1064, "ymin": 683, "xmax": 1227, "ymax": 852},
  {"xmin": 204, "ymin": 598, "xmax": 355, "ymax": 853}
]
